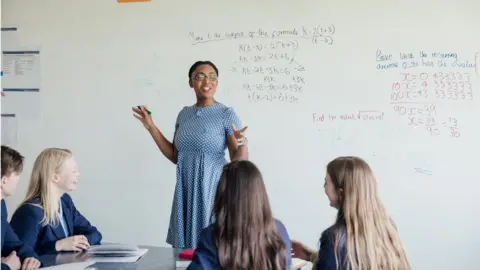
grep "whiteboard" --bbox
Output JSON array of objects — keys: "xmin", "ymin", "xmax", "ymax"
[{"xmin": 2, "ymin": 0, "xmax": 479, "ymax": 269}]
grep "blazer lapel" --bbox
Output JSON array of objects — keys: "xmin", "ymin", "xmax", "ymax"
[
  {"xmin": 51, "ymin": 221, "xmax": 66, "ymax": 239},
  {"xmin": 62, "ymin": 199, "xmax": 73, "ymax": 236}
]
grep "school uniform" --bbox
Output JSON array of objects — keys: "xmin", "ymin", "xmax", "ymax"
[
  {"xmin": 9, "ymin": 194, "xmax": 102, "ymax": 256},
  {"xmin": 314, "ymin": 225, "xmax": 347, "ymax": 270},
  {"xmin": 187, "ymin": 219, "xmax": 292, "ymax": 270},
  {"xmin": 1, "ymin": 199, "xmax": 39, "ymax": 270}
]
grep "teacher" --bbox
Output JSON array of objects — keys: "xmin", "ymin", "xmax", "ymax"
[{"xmin": 132, "ymin": 60, "xmax": 248, "ymax": 249}]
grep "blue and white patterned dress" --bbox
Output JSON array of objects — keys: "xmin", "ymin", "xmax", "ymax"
[{"xmin": 166, "ymin": 102, "xmax": 242, "ymax": 248}]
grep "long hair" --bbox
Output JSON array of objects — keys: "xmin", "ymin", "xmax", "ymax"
[
  {"xmin": 327, "ymin": 156, "xmax": 410, "ymax": 270},
  {"xmin": 21, "ymin": 148, "xmax": 72, "ymax": 227},
  {"xmin": 212, "ymin": 160, "xmax": 286, "ymax": 270}
]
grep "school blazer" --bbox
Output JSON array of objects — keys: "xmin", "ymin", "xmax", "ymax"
[
  {"xmin": 187, "ymin": 219, "xmax": 292, "ymax": 270},
  {"xmin": 1, "ymin": 200, "xmax": 39, "ymax": 270},
  {"xmin": 9, "ymin": 194, "xmax": 102, "ymax": 255},
  {"xmin": 315, "ymin": 225, "xmax": 347, "ymax": 270}
]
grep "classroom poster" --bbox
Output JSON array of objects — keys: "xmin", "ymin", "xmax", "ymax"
[{"xmin": 1, "ymin": 49, "xmax": 42, "ymax": 120}]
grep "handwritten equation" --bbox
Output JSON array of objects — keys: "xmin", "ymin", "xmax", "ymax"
[
  {"xmin": 390, "ymin": 72, "xmax": 474, "ymax": 102},
  {"xmin": 189, "ymin": 25, "xmax": 335, "ymax": 45},
  {"xmin": 392, "ymin": 104, "xmax": 460, "ymax": 138},
  {"xmin": 190, "ymin": 24, "xmax": 335, "ymax": 104},
  {"xmin": 247, "ymin": 91, "xmax": 299, "ymax": 104},
  {"xmin": 312, "ymin": 111, "xmax": 385, "ymax": 122},
  {"xmin": 377, "ymin": 49, "xmax": 477, "ymax": 138}
]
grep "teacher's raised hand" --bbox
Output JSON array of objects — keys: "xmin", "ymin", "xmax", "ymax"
[
  {"xmin": 232, "ymin": 124, "xmax": 248, "ymax": 146},
  {"xmin": 132, "ymin": 105, "xmax": 154, "ymax": 130}
]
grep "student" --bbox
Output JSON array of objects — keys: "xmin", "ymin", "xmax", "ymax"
[
  {"xmin": 187, "ymin": 160, "xmax": 291, "ymax": 270},
  {"xmin": 1, "ymin": 146, "xmax": 41, "ymax": 270},
  {"xmin": 291, "ymin": 156, "xmax": 410, "ymax": 270},
  {"xmin": 9, "ymin": 148, "xmax": 102, "ymax": 256}
]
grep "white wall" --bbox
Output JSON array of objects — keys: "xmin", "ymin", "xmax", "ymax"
[{"xmin": 2, "ymin": 0, "xmax": 480, "ymax": 269}]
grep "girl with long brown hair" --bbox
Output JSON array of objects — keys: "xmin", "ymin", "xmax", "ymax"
[
  {"xmin": 187, "ymin": 160, "xmax": 291, "ymax": 270},
  {"xmin": 292, "ymin": 156, "xmax": 410, "ymax": 270}
]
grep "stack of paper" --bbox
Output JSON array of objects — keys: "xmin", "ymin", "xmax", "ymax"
[
  {"xmin": 87, "ymin": 243, "xmax": 148, "ymax": 263},
  {"xmin": 176, "ymin": 260, "xmax": 191, "ymax": 268},
  {"xmin": 38, "ymin": 262, "xmax": 94, "ymax": 270}
]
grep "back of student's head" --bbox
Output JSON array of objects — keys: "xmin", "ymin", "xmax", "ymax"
[
  {"xmin": 23, "ymin": 147, "xmax": 73, "ymax": 226},
  {"xmin": 326, "ymin": 156, "xmax": 410, "ymax": 270},
  {"xmin": 212, "ymin": 160, "xmax": 286, "ymax": 270},
  {"xmin": 1, "ymin": 145, "xmax": 24, "ymax": 177}
]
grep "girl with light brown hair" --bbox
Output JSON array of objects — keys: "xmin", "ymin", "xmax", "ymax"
[{"xmin": 292, "ymin": 156, "xmax": 410, "ymax": 270}]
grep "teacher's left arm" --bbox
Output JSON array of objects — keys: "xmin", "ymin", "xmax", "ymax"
[
  {"xmin": 224, "ymin": 107, "xmax": 248, "ymax": 161},
  {"xmin": 227, "ymin": 136, "xmax": 248, "ymax": 161}
]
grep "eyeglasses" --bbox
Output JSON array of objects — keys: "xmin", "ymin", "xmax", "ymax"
[{"xmin": 192, "ymin": 73, "xmax": 217, "ymax": 81}]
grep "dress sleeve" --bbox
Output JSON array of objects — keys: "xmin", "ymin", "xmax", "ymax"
[
  {"xmin": 223, "ymin": 107, "xmax": 242, "ymax": 137},
  {"xmin": 173, "ymin": 107, "xmax": 186, "ymax": 142}
]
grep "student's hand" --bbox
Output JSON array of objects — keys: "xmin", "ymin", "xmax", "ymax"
[
  {"xmin": 1, "ymin": 251, "xmax": 21, "ymax": 270},
  {"xmin": 55, "ymin": 235, "xmax": 90, "ymax": 252},
  {"xmin": 132, "ymin": 105, "xmax": 154, "ymax": 130},
  {"xmin": 21, "ymin": 257, "xmax": 41, "ymax": 270},
  {"xmin": 232, "ymin": 124, "xmax": 248, "ymax": 145},
  {"xmin": 291, "ymin": 240, "xmax": 315, "ymax": 261}
]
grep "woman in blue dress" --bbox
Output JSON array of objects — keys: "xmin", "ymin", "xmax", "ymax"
[{"xmin": 132, "ymin": 61, "xmax": 249, "ymax": 249}]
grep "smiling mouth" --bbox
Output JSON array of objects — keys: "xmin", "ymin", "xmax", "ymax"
[{"xmin": 202, "ymin": 87, "xmax": 211, "ymax": 93}]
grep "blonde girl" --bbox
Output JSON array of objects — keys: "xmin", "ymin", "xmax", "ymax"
[{"xmin": 10, "ymin": 148, "xmax": 102, "ymax": 255}]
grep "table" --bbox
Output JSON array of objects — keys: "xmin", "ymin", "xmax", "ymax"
[
  {"xmin": 39, "ymin": 246, "xmax": 180, "ymax": 270},
  {"xmin": 39, "ymin": 245, "xmax": 307, "ymax": 269}
]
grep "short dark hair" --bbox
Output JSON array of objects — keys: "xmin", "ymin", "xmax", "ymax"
[
  {"xmin": 188, "ymin": 61, "xmax": 219, "ymax": 79},
  {"xmin": 1, "ymin": 145, "xmax": 24, "ymax": 177}
]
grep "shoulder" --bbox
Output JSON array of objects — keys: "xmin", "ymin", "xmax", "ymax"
[
  {"xmin": 12, "ymin": 200, "xmax": 44, "ymax": 221},
  {"xmin": 61, "ymin": 193, "xmax": 74, "ymax": 205},
  {"xmin": 319, "ymin": 224, "xmax": 347, "ymax": 255},
  {"xmin": 176, "ymin": 105, "xmax": 194, "ymax": 123},
  {"xmin": 195, "ymin": 224, "xmax": 217, "ymax": 255},
  {"xmin": 321, "ymin": 224, "xmax": 346, "ymax": 243},
  {"xmin": 274, "ymin": 219, "xmax": 288, "ymax": 235},
  {"xmin": 218, "ymin": 104, "xmax": 240, "ymax": 123},
  {"xmin": 176, "ymin": 106, "xmax": 192, "ymax": 121},
  {"xmin": 219, "ymin": 104, "xmax": 236, "ymax": 115},
  {"xmin": 199, "ymin": 224, "xmax": 215, "ymax": 243},
  {"xmin": 179, "ymin": 105, "xmax": 191, "ymax": 114},
  {"xmin": 274, "ymin": 219, "xmax": 291, "ymax": 247}
]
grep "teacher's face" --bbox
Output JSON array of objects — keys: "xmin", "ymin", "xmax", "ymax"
[{"xmin": 190, "ymin": 64, "xmax": 218, "ymax": 100}]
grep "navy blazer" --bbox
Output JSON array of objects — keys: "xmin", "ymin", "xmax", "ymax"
[
  {"xmin": 315, "ymin": 225, "xmax": 347, "ymax": 270},
  {"xmin": 9, "ymin": 194, "xmax": 102, "ymax": 255},
  {"xmin": 2, "ymin": 200, "xmax": 39, "ymax": 270},
  {"xmin": 187, "ymin": 219, "xmax": 292, "ymax": 270}
]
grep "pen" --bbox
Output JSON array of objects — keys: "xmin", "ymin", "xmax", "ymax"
[{"xmin": 137, "ymin": 106, "xmax": 151, "ymax": 115}]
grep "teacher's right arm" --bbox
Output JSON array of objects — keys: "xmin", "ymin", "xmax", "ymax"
[{"xmin": 132, "ymin": 105, "xmax": 178, "ymax": 164}]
